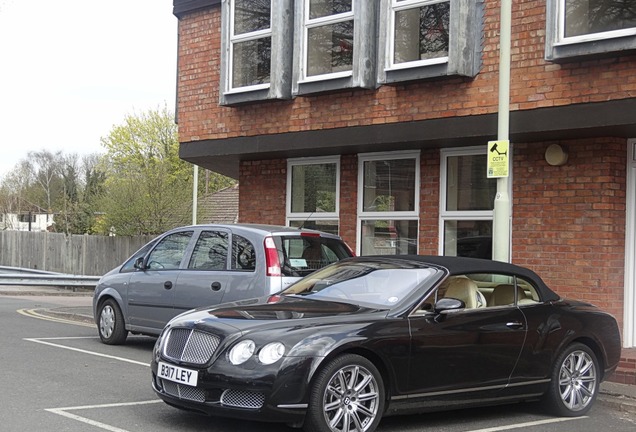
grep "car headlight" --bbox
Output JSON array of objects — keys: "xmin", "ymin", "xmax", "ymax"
[
  {"xmin": 228, "ymin": 340, "xmax": 255, "ymax": 365},
  {"xmin": 258, "ymin": 342, "xmax": 285, "ymax": 365}
]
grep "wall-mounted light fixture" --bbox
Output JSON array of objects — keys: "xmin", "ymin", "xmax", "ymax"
[{"xmin": 545, "ymin": 144, "xmax": 568, "ymax": 166}]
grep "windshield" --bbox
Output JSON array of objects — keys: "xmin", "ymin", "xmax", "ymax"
[{"xmin": 282, "ymin": 260, "xmax": 437, "ymax": 308}]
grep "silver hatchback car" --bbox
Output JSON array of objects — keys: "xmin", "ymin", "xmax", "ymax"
[{"xmin": 93, "ymin": 224, "xmax": 353, "ymax": 344}]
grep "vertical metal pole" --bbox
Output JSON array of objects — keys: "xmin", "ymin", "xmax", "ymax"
[
  {"xmin": 192, "ymin": 165, "xmax": 199, "ymax": 225},
  {"xmin": 493, "ymin": 0, "xmax": 512, "ymax": 262}
]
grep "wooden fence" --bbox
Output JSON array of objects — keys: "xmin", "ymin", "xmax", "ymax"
[{"xmin": 0, "ymin": 231, "xmax": 154, "ymax": 276}]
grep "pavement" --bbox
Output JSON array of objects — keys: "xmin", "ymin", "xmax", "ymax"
[{"xmin": 2, "ymin": 284, "xmax": 636, "ymax": 414}]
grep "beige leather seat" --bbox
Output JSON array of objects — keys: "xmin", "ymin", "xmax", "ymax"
[
  {"xmin": 490, "ymin": 284, "xmax": 526, "ymax": 306},
  {"xmin": 444, "ymin": 277, "xmax": 487, "ymax": 309}
]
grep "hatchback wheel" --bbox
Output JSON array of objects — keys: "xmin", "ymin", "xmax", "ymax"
[
  {"xmin": 98, "ymin": 299, "xmax": 127, "ymax": 345},
  {"xmin": 304, "ymin": 354, "xmax": 384, "ymax": 432},
  {"xmin": 543, "ymin": 342, "xmax": 599, "ymax": 416}
]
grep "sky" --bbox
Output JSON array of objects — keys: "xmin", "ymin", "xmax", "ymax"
[{"xmin": 0, "ymin": 0, "xmax": 178, "ymax": 178}]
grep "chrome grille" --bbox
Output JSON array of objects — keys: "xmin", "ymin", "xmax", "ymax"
[
  {"xmin": 221, "ymin": 389, "xmax": 265, "ymax": 409},
  {"xmin": 163, "ymin": 328, "xmax": 220, "ymax": 365},
  {"xmin": 161, "ymin": 379, "xmax": 206, "ymax": 403}
]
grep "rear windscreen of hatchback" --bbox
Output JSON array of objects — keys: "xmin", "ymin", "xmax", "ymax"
[{"xmin": 276, "ymin": 236, "xmax": 353, "ymax": 277}]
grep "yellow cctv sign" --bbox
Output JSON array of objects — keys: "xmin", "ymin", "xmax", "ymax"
[{"xmin": 487, "ymin": 140, "xmax": 509, "ymax": 178}]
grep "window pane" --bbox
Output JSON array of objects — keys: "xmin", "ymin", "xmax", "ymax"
[
  {"xmin": 289, "ymin": 219, "xmax": 339, "ymax": 235},
  {"xmin": 444, "ymin": 220, "xmax": 492, "ymax": 259},
  {"xmin": 232, "ymin": 38, "xmax": 271, "ymax": 87},
  {"xmin": 363, "ymin": 159, "xmax": 416, "ymax": 212},
  {"xmin": 147, "ymin": 231, "xmax": 193, "ymax": 270},
  {"xmin": 233, "ymin": 0, "xmax": 270, "ymax": 34},
  {"xmin": 446, "ymin": 154, "xmax": 496, "ymax": 211},
  {"xmin": 361, "ymin": 220, "xmax": 418, "ymax": 255},
  {"xmin": 188, "ymin": 231, "xmax": 229, "ymax": 270},
  {"xmin": 232, "ymin": 234, "xmax": 256, "ymax": 271},
  {"xmin": 565, "ymin": 0, "xmax": 636, "ymax": 37},
  {"xmin": 309, "ymin": 0, "xmax": 352, "ymax": 19},
  {"xmin": 394, "ymin": 2, "xmax": 450, "ymax": 63},
  {"xmin": 291, "ymin": 163, "xmax": 337, "ymax": 213},
  {"xmin": 307, "ymin": 21, "xmax": 354, "ymax": 76}
]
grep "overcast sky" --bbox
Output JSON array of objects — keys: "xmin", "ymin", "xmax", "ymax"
[{"xmin": 0, "ymin": 0, "xmax": 178, "ymax": 178}]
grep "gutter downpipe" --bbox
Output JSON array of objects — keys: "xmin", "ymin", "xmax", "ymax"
[
  {"xmin": 192, "ymin": 164, "xmax": 199, "ymax": 225},
  {"xmin": 493, "ymin": 0, "xmax": 512, "ymax": 263}
]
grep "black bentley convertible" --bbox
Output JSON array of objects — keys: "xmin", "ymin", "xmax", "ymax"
[{"xmin": 151, "ymin": 255, "xmax": 621, "ymax": 432}]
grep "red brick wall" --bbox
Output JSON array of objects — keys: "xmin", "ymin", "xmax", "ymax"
[
  {"xmin": 419, "ymin": 149, "xmax": 440, "ymax": 255},
  {"xmin": 339, "ymin": 155, "xmax": 358, "ymax": 250},
  {"xmin": 513, "ymin": 138, "xmax": 627, "ymax": 326},
  {"xmin": 238, "ymin": 159, "xmax": 286, "ymax": 225},
  {"xmin": 176, "ymin": 3, "xmax": 636, "ymax": 143}
]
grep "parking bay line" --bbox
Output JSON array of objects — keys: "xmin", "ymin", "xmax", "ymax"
[
  {"xmin": 24, "ymin": 337, "xmax": 149, "ymax": 367},
  {"xmin": 467, "ymin": 416, "xmax": 587, "ymax": 432},
  {"xmin": 46, "ymin": 400, "xmax": 163, "ymax": 432}
]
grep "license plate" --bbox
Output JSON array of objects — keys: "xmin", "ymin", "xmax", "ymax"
[{"xmin": 158, "ymin": 362, "xmax": 198, "ymax": 387}]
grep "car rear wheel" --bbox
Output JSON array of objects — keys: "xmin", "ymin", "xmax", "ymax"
[
  {"xmin": 304, "ymin": 354, "xmax": 385, "ymax": 432},
  {"xmin": 98, "ymin": 298, "xmax": 127, "ymax": 345},
  {"xmin": 543, "ymin": 342, "xmax": 599, "ymax": 416}
]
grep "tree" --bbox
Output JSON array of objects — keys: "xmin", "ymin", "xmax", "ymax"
[{"xmin": 96, "ymin": 106, "xmax": 195, "ymax": 236}]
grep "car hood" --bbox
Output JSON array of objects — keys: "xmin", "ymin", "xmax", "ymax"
[{"xmin": 168, "ymin": 295, "xmax": 386, "ymax": 333}]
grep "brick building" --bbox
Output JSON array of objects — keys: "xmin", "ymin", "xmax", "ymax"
[{"xmin": 172, "ymin": 0, "xmax": 636, "ymax": 348}]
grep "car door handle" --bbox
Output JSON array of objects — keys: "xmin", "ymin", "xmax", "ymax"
[
  {"xmin": 211, "ymin": 282, "xmax": 222, "ymax": 291},
  {"xmin": 164, "ymin": 281, "xmax": 173, "ymax": 290},
  {"xmin": 506, "ymin": 321, "xmax": 524, "ymax": 329}
]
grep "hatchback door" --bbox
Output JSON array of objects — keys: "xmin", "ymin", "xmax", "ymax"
[{"xmin": 127, "ymin": 230, "xmax": 194, "ymax": 331}]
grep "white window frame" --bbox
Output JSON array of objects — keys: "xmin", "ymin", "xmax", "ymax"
[
  {"xmin": 555, "ymin": 0, "xmax": 636, "ymax": 46},
  {"xmin": 439, "ymin": 146, "xmax": 498, "ymax": 256},
  {"xmin": 299, "ymin": 0, "xmax": 355, "ymax": 83},
  {"xmin": 357, "ymin": 151, "xmax": 421, "ymax": 255},
  {"xmin": 226, "ymin": 0, "xmax": 273, "ymax": 94},
  {"xmin": 386, "ymin": 0, "xmax": 450, "ymax": 72},
  {"xmin": 286, "ymin": 156, "xmax": 341, "ymax": 226}
]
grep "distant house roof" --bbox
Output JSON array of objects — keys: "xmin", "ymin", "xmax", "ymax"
[{"xmin": 199, "ymin": 184, "xmax": 239, "ymax": 224}]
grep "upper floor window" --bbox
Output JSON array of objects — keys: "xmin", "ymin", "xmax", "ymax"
[
  {"xmin": 390, "ymin": 0, "xmax": 450, "ymax": 68},
  {"xmin": 220, "ymin": 0, "xmax": 293, "ymax": 105},
  {"xmin": 546, "ymin": 0, "xmax": 636, "ymax": 61}
]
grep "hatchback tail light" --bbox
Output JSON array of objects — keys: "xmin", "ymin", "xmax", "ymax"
[{"xmin": 264, "ymin": 236, "xmax": 281, "ymax": 276}]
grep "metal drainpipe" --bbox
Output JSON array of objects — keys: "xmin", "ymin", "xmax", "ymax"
[
  {"xmin": 493, "ymin": 0, "xmax": 512, "ymax": 263},
  {"xmin": 192, "ymin": 164, "xmax": 199, "ymax": 225}
]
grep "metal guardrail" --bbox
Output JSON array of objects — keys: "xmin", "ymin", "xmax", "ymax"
[{"xmin": 0, "ymin": 266, "xmax": 100, "ymax": 287}]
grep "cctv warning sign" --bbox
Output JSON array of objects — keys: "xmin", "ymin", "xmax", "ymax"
[{"xmin": 487, "ymin": 140, "xmax": 509, "ymax": 178}]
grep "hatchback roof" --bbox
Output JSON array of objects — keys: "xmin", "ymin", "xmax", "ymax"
[{"xmin": 166, "ymin": 223, "xmax": 342, "ymax": 237}]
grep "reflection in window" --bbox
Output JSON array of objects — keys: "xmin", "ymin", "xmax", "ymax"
[
  {"xmin": 232, "ymin": 234, "xmax": 256, "ymax": 271},
  {"xmin": 393, "ymin": 0, "xmax": 450, "ymax": 64},
  {"xmin": 445, "ymin": 154, "xmax": 496, "ymax": 211},
  {"xmin": 230, "ymin": 0, "xmax": 272, "ymax": 89},
  {"xmin": 304, "ymin": 0, "xmax": 354, "ymax": 78},
  {"xmin": 363, "ymin": 159, "xmax": 416, "ymax": 212},
  {"xmin": 361, "ymin": 220, "xmax": 418, "ymax": 255},
  {"xmin": 444, "ymin": 220, "xmax": 492, "ymax": 259},
  {"xmin": 563, "ymin": 0, "xmax": 636, "ymax": 38},
  {"xmin": 147, "ymin": 232, "xmax": 193, "ymax": 270},
  {"xmin": 188, "ymin": 231, "xmax": 229, "ymax": 270}
]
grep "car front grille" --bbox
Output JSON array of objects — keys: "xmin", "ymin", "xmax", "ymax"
[
  {"xmin": 163, "ymin": 328, "xmax": 220, "ymax": 365},
  {"xmin": 221, "ymin": 389, "xmax": 265, "ymax": 409},
  {"xmin": 161, "ymin": 379, "xmax": 206, "ymax": 403}
]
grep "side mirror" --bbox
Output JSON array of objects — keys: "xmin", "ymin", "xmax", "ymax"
[
  {"xmin": 134, "ymin": 257, "xmax": 146, "ymax": 270},
  {"xmin": 434, "ymin": 297, "xmax": 465, "ymax": 314}
]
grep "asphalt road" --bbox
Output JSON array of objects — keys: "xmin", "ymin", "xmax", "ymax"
[{"xmin": 2, "ymin": 293, "xmax": 636, "ymax": 432}]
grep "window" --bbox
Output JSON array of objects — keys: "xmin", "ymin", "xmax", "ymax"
[
  {"xmin": 358, "ymin": 152, "xmax": 420, "ymax": 255},
  {"xmin": 378, "ymin": 0, "xmax": 482, "ymax": 84},
  {"xmin": 546, "ymin": 0, "xmax": 636, "ymax": 61},
  {"xmin": 188, "ymin": 231, "xmax": 229, "ymax": 270},
  {"xmin": 220, "ymin": 0, "xmax": 293, "ymax": 105},
  {"xmin": 287, "ymin": 157, "xmax": 340, "ymax": 235},
  {"xmin": 440, "ymin": 148, "xmax": 497, "ymax": 260},
  {"xmin": 232, "ymin": 234, "xmax": 256, "ymax": 271},
  {"xmin": 146, "ymin": 231, "xmax": 193, "ymax": 270},
  {"xmin": 293, "ymin": 0, "xmax": 376, "ymax": 95}
]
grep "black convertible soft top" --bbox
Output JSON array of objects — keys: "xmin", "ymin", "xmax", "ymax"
[{"xmin": 357, "ymin": 255, "xmax": 561, "ymax": 302}]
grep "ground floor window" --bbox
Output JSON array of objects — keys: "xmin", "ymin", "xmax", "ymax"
[
  {"xmin": 440, "ymin": 147, "xmax": 497, "ymax": 259},
  {"xmin": 358, "ymin": 151, "xmax": 420, "ymax": 255},
  {"xmin": 287, "ymin": 156, "xmax": 340, "ymax": 235}
]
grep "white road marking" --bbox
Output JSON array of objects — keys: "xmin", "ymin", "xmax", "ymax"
[
  {"xmin": 17, "ymin": 308, "xmax": 95, "ymax": 327},
  {"xmin": 467, "ymin": 416, "xmax": 588, "ymax": 431},
  {"xmin": 24, "ymin": 337, "xmax": 150, "ymax": 367},
  {"xmin": 46, "ymin": 400, "xmax": 163, "ymax": 432}
]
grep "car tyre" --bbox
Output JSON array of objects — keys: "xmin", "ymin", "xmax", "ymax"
[
  {"xmin": 98, "ymin": 298, "xmax": 128, "ymax": 345},
  {"xmin": 543, "ymin": 342, "xmax": 599, "ymax": 416},
  {"xmin": 304, "ymin": 354, "xmax": 385, "ymax": 432}
]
